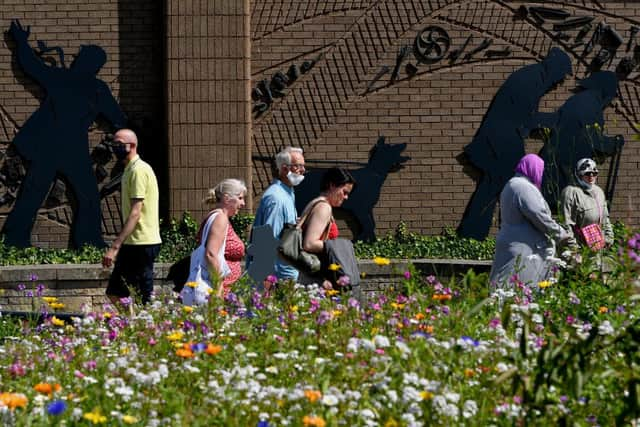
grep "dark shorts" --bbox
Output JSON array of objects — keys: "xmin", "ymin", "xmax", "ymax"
[{"xmin": 106, "ymin": 244, "xmax": 160, "ymax": 304}]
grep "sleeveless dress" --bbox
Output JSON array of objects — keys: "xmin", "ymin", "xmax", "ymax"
[{"xmin": 221, "ymin": 225, "xmax": 245, "ymax": 296}]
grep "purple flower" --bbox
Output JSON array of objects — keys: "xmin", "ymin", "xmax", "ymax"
[
  {"xmin": 119, "ymin": 297, "xmax": 132, "ymax": 306},
  {"xmin": 17, "ymin": 283, "xmax": 25, "ymax": 291},
  {"xmin": 616, "ymin": 305, "xmax": 626, "ymax": 313},
  {"xmin": 566, "ymin": 316, "xmax": 575, "ymax": 325},
  {"xmin": 9, "ymin": 362, "xmax": 26, "ymax": 377},
  {"xmin": 488, "ymin": 318, "xmax": 501, "ymax": 329},
  {"xmin": 347, "ymin": 298, "xmax": 360, "ymax": 309},
  {"xmin": 337, "ymin": 275, "xmax": 350, "ymax": 287},
  {"xmin": 266, "ymin": 275, "xmax": 278, "ymax": 284},
  {"xmin": 36, "ymin": 283, "xmax": 45, "ymax": 297},
  {"xmin": 316, "ymin": 310, "xmax": 331, "ymax": 325},
  {"xmin": 403, "ymin": 271, "xmax": 411, "ymax": 279},
  {"xmin": 440, "ymin": 305, "xmax": 450, "ymax": 315},
  {"xmin": 191, "ymin": 342, "xmax": 207, "ymax": 352},
  {"xmin": 47, "ymin": 400, "xmax": 67, "ymax": 416},
  {"xmin": 309, "ymin": 299, "xmax": 320, "ymax": 313},
  {"xmin": 258, "ymin": 421, "xmax": 269, "ymax": 427},
  {"xmin": 460, "ymin": 336, "xmax": 480, "ymax": 347},
  {"xmin": 569, "ymin": 293, "xmax": 581, "ymax": 305},
  {"xmin": 30, "ymin": 274, "xmax": 38, "ymax": 281},
  {"xmin": 252, "ymin": 292, "xmax": 265, "ymax": 310}
]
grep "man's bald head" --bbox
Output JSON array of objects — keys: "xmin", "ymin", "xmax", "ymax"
[{"xmin": 113, "ymin": 129, "xmax": 138, "ymax": 147}]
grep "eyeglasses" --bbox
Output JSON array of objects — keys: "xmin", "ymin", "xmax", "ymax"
[
  {"xmin": 288, "ymin": 163, "xmax": 306, "ymax": 172},
  {"xmin": 583, "ymin": 172, "xmax": 598, "ymax": 177}
]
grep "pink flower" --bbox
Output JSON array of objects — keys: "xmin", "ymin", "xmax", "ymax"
[{"xmin": 403, "ymin": 271, "xmax": 411, "ymax": 279}]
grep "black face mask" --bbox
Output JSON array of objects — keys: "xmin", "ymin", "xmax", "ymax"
[{"xmin": 112, "ymin": 144, "xmax": 129, "ymax": 161}]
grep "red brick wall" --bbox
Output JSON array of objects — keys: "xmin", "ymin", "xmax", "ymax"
[
  {"xmin": 0, "ymin": 0, "xmax": 164, "ymax": 247},
  {"xmin": 166, "ymin": 0, "xmax": 252, "ymax": 224},
  {"xmin": 251, "ymin": 0, "xmax": 640, "ymax": 237}
]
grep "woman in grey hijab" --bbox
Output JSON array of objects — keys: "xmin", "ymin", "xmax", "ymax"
[
  {"xmin": 559, "ymin": 158, "xmax": 613, "ymax": 248},
  {"xmin": 490, "ymin": 154, "xmax": 570, "ymax": 288}
]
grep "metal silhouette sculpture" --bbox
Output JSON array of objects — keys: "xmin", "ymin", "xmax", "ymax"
[
  {"xmin": 2, "ymin": 20, "xmax": 126, "ymax": 248},
  {"xmin": 531, "ymin": 71, "xmax": 624, "ymax": 211},
  {"xmin": 457, "ymin": 47, "xmax": 572, "ymax": 240},
  {"xmin": 295, "ymin": 136, "xmax": 410, "ymax": 242}
]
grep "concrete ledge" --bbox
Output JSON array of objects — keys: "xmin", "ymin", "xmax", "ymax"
[{"xmin": 0, "ymin": 259, "xmax": 493, "ymax": 311}]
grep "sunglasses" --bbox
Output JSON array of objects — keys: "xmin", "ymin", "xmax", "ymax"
[{"xmin": 583, "ymin": 172, "xmax": 598, "ymax": 177}]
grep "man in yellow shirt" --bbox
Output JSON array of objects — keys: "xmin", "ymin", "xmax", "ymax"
[{"xmin": 102, "ymin": 129, "xmax": 161, "ymax": 305}]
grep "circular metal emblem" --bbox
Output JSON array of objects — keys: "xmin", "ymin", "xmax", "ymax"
[{"xmin": 413, "ymin": 26, "xmax": 450, "ymax": 64}]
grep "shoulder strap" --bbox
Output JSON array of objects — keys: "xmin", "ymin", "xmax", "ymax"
[
  {"xmin": 200, "ymin": 209, "xmax": 223, "ymax": 247},
  {"xmin": 297, "ymin": 197, "xmax": 329, "ymax": 229}
]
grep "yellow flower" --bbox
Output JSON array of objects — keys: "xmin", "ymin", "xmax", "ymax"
[
  {"xmin": 0, "ymin": 392, "xmax": 28, "ymax": 409},
  {"xmin": 390, "ymin": 302, "xmax": 405, "ymax": 310},
  {"xmin": 599, "ymin": 306, "xmax": 609, "ymax": 314},
  {"xmin": 83, "ymin": 410, "xmax": 107, "ymax": 424},
  {"xmin": 332, "ymin": 310, "xmax": 342, "ymax": 317},
  {"xmin": 385, "ymin": 419, "xmax": 399, "ymax": 427},
  {"xmin": 420, "ymin": 391, "xmax": 434, "ymax": 400},
  {"xmin": 219, "ymin": 309, "xmax": 228, "ymax": 317},
  {"xmin": 166, "ymin": 331, "xmax": 184, "ymax": 341},
  {"xmin": 289, "ymin": 305, "xmax": 299, "ymax": 313},
  {"xmin": 50, "ymin": 302, "xmax": 65, "ymax": 309},
  {"xmin": 538, "ymin": 280, "xmax": 551, "ymax": 289},
  {"xmin": 464, "ymin": 368, "xmax": 475, "ymax": 378},
  {"xmin": 103, "ymin": 312, "xmax": 112, "ymax": 319},
  {"xmin": 326, "ymin": 290, "xmax": 339, "ymax": 296},
  {"xmin": 302, "ymin": 415, "xmax": 326, "ymax": 427},
  {"xmin": 42, "ymin": 297, "xmax": 58, "ymax": 303},
  {"xmin": 185, "ymin": 281, "xmax": 198, "ymax": 288},
  {"xmin": 51, "ymin": 316, "xmax": 65, "ymax": 327},
  {"xmin": 327, "ymin": 263, "xmax": 341, "ymax": 271},
  {"xmin": 183, "ymin": 306, "xmax": 194, "ymax": 314},
  {"xmin": 122, "ymin": 415, "xmax": 138, "ymax": 424},
  {"xmin": 373, "ymin": 256, "xmax": 391, "ymax": 266},
  {"xmin": 415, "ymin": 313, "xmax": 425, "ymax": 320}
]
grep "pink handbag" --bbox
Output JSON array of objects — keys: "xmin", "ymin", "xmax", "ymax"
[
  {"xmin": 575, "ymin": 223, "xmax": 605, "ymax": 250},
  {"xmin": 575, "ymin": 195, "xmax": 606, "ymax": 251}
]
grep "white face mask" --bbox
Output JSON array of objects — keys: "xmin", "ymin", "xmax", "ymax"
[{"xmin": 286, "ymin": 171, "xmax": 305, "ymax": 186}]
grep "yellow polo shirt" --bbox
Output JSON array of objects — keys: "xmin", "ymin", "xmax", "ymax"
[{"xmin": 121, "ymin": 155, "xmax": 162, "ymax": 245}]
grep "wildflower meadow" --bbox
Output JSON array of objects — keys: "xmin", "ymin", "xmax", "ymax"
[{"xmin": 0, "ymin": 235, "xmax": 640, "ymax": 426}]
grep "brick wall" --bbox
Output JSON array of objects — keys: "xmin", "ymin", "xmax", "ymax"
[
  {"xmin": 0, "ymin": 0, "xmax": 164, "ymax": 247},
  {"xmin": 250, "ymin": 0, "xmax": 640, "ymax": 237},
  {"xmin": 166, "ymin": 0, "xmax": 252, "ymax": 222}
]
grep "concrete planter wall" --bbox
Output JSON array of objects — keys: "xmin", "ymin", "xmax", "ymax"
[{"xmin": 0, "ymin": 259, "xmax": 492, "ymax": 312}]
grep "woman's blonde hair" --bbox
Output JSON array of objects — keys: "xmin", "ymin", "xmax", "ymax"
[{"xmin": 203, "ymin": 179, "xmax": 247, "ymax": 205}]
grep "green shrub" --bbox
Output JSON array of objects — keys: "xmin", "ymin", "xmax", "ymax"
[{"xmin": 354, "ymin": 222, "xmax": 496, "ymax": 260}]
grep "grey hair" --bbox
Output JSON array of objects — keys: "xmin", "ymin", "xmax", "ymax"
[
  {"xmin": 274, "ymin": 146, "xmax": 303, "ymax": 170},
  {"xmin": 203, "ymin": 178, "xmax": 247, "ymax": 205}
]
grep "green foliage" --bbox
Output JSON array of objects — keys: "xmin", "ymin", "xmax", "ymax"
[
  {"xmin": 0, "ymin": 239, "xmax": 103, "ymax": 265},
  {"xmin": 157, "ymin": 212, "xmax": 199, "ymax": 262},
  {"xmin": 229, "ymin": 213, "xmax": 255, "ymax": 243},
  {"xmin": 354, "ymin": 222, "xmax": 495, "ymax": 260}
]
